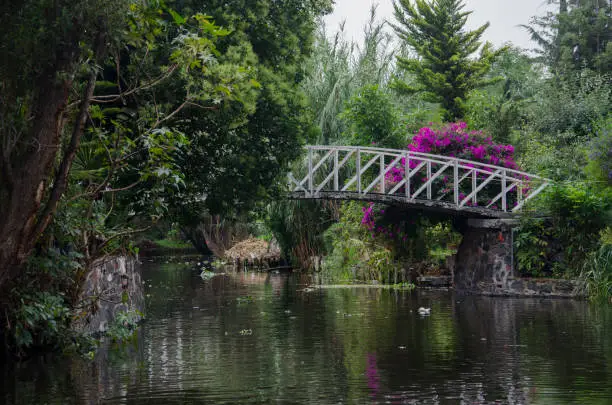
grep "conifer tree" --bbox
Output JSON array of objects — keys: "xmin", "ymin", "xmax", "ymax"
[{"xmin": 391, "ymin": 0, "xmax": 502, "ymax": 121}]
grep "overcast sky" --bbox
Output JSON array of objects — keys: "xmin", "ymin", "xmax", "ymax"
[{"xmin": 325, "ymin": 0, "xmax": 554, "ymax": 51}]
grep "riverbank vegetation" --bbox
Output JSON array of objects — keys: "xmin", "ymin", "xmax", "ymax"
[{"xmin": 0, "ymin": 0, "xmax": 610, "ymax": 356}]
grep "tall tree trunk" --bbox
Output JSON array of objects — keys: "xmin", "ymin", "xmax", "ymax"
[
  {"xmin": 0, "ymin": 32, "xmax": 104, "ymax": 293},
  {"xmin": 0, "ymin": 69, "xmax": 75, "ymax": 291}
]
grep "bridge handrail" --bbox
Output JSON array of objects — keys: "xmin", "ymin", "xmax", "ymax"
[
  {"xmin": 290, "ymin": 145, "xmax": 552, "ymax": 215},
  {"xmin": 303, "ymin": 145, "xmax": 551, "ymax": 183}
]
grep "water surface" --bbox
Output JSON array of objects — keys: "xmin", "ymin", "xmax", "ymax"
[{"xmin": 2, "ymin": 261, "xmax": 612, "ymax": 404}]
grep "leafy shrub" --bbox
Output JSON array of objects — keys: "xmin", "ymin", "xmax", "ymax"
[
  {"xmin": 322, "ymin": 201, "xmax": 398, "ymax": 283},
  {"xmin": 577, "ymin": 245, "xmax": 612, "ymax": 302},
  {"xmin": 341, "ymin": 85, "xmax": 404, "ymax": 148},
  {"xmin": 586, "ymin": 116, "xmax": 612, "ymax": 186},
  {"xmin": 9, "ymin": 292, "xmax": 71, "ymax": 355},
  {"xmin": 527, "ymin": 70, "xmax": 612, "ymax": 144},
  {"xmin": 267, "ymin": 200, "xmax": 338, "ymax": 269},
  {"xmin": 514, "ymin": 218, "xmax": 552, "ymax": 277},
  {"xmin": 516, "ymin": 183, "xmax": 612, "ymax": 277},
  {"xmin": 602, "ymin": 228, "xmax": 612, "ymax": 246},
  {"xmin": 545, "ymin": 183, "xmax": 611, "ymax": 272}
]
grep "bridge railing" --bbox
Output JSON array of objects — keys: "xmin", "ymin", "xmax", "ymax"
[{"xmin": 288, "ymin": 145, "xmax": 551, "ymax": 213}]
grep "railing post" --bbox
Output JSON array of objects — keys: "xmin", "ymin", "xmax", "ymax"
[
  {"xmin": 472, "ymin": 169, "xmax": 477, "ymax": 205},
  {"xmin": 380, "ymin": 154, "xmax": 385, "ymax": 194},
  {"xmin": 308, "ymin": 147, "xmax": 313, "ymax": 196},
  {"xmin": 426, "ymin": 160, "xmax": 432, "ymax": 200},
  {"xmin": 405, "ymin": 152, "xmax": 411, "ymax": 199},
  {"xmin": 501, "ymin": 169, "xmax": 507, "ymax": 212},
  {"xmin": 333, "ymin": 148, "xmax": 339, "ymax": 191},
  {"xmin": 454, "ymin": 159, "xmax": 459, "ymax": 206},
  {"xmin": 356, "ymin": 148, "xmax": 361, "ymax": 194}
]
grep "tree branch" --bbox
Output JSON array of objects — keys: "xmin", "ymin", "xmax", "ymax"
[
  {"xmin": 99, "ymin": 180, "xmax": 141, "ymax": 194},
  {"xmin": 151, "ymin": 99, "xmax": 189, "ymax": 130},
  {"xmin": 82, "ymin": 64, "xmax": 178, "ymax": 106},
  {"xmin": 93, "ymin": 226, "xmax": 151, "ymax": 257}
]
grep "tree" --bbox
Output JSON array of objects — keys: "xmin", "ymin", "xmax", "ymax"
[
  {"xmin": 302, "ymin": 6, "xmax": 397, "ymax": 144},
  {"xmin": 391, "ymin": 0, "xmax": 503, "ymax": 121},
  {"xmin": 465, "ymin": 47, "xmax": 543, "ymax": 143},
  {"xmin": 524, "ymin": 0, "xmax": 611, "ymax": 73},
  {"xmin": 0, "ymin": 0, "xmax": 126, "ymax": 291},
  {"xmin": 165, "ymin": 0, "xmax": 333, "ymax": 219},
  {"xmin": 341, "ymin": 85, "xmax": 403, "ymax": 148},
  {"xmin": 0, "ymin": 1, "xmax": 259, "ymax": 293}
]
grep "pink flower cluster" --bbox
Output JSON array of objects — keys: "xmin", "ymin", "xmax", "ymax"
[
  {"xmin": 407, "ymin": 122, "xmax": 517, "ymax": 167},
  {"xmin": 362, "ymin": 203, "xmax": 409, "ymax": 240},
  {"xmin": 384, "ymin": 123, "xmax": 523, "ymax": 188},
  {"xmin": 362, "ymin": 122, "xmax": 527, "ymax": 241}
]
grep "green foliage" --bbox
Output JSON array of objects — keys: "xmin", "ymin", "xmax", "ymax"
[
  {"xmin": 266, "ymin": 199, "xmax": 337, "ymax": 268},
  {"xmin": 602, "ymin": 227, "xmax": 612, "ymax": 246},
  {"xmin": 529, "ymin": 70, "xmax": 611, "ymax": 145},
  {"xmin": 424, "ymin": 223, "xmax": 461, "ymax": 267},
  {"xmin": 322, "ymin": 202, "xmax": 397, "ymax": 283},
  {"xmin": 585, "ymin": 116, "xmax": 612, "ymax": 186},
  {"xmin": 524, "ymin": 0, "xmax": 612, "ymax": 73},
  {"xmin": 9, "ymin": 292, "xmax": 71, "ymax": 355},
  {"xmin": 302, "ymin": 6, "xmax": 400, "ymax": 144},
  {"xmin": 391, "ymin": 0, "xmax": 504, "ymax": 120},
  {"xmin": 154, "ymin": 238, "xmax": 193, "ymax": 250},
  {"xmin": 391, "ymin": 282, "xmax": 416, "ymax": 290},
  {"xmin": 518, "ymin": 71, "xmax": 611, "ymax": 180},
  {"xmin": 516, "ymin": 183, "xmax": 612, "ymax": 277},
  {"xmin": 515, "ymin": 218, "xmax": 551, "ymax": 277},
  {"xmin": 162, "ymin": 0, "xmax": 333, "ymax": 229},
  {"xmin": 465, "ymin": 47, "xmax": 542, "ymax": 143},
  {"xmin": 341, "ymin": 85, "xmax": 404, "ymax": 148},
  {"xmin": 546, "ymin": 184, "xmax": 611, "ymax": 270},
  {"xmin": 577, "ymin": 244, "xmax": 612, "ymax": 302},
  {"xmin": 321, "ymin": 202, "xmax": 458, "ymax": 283}
]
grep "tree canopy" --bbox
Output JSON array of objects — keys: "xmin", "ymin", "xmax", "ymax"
[{"xmin": 524, "ymin": 0, "xmax": 612, "ymax": 73}]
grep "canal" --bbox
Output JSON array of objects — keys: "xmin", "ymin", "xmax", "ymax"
[{"xmin": 2, "ymin": 260, "xmax": 612, "ymax": 404}]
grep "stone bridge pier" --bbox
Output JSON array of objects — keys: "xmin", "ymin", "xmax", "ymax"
[{"xmin": 454, "ymin": 219, "xmax": 517, "ymax": 294}]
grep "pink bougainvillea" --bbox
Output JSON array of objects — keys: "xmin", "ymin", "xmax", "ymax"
[{"xmin": 363, "ymin": 122, "xmax": 526, "ymax": 240}]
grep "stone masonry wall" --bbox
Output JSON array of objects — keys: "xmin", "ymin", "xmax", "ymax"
[
  {"xmin": 72, "ymin": 256, "xmax": 144, "ymax": 334},
  {"xmin": 454, "ymin": 225, "xmax": 515, "ymax": 294},
  {"xmin": 453, "ymin": 219, "xmax": 584, "ymax": 298}
]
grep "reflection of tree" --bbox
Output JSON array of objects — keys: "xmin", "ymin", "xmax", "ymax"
[
  {"xmin": 3, "ymin": 265, "xmax": 612, "ymax": 404},
  {"xmin": 517, "ymin": 300, "xmax": 612, "ymax": 404}
]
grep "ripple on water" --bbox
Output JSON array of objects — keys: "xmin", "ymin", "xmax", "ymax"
[{"xmin": 2, "ymin": 263, "xmax": 612, "ymax": 404}]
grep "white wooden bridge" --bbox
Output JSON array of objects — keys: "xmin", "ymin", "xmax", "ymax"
[{"xmin": 288, "ymin": 146, "xmax": 551, "ymax": 218}]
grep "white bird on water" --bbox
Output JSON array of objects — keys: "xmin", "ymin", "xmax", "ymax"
[{"xmin": 418, "ymin": 307, "xmax": 431, "ymax": 316}]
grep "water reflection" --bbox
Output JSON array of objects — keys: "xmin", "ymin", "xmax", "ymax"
[{"xmin": 2, "ymin": 263, "xmax": 612, "ymax": 404}]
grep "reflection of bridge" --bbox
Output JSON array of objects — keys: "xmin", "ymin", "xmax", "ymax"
[
  {"xmin": 288, "ymin": 146, "xmax": 550, "ymax": 218},
  {"xmin": 288, "ymin": 145, "xmax": 552, "ymax": 295}
]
